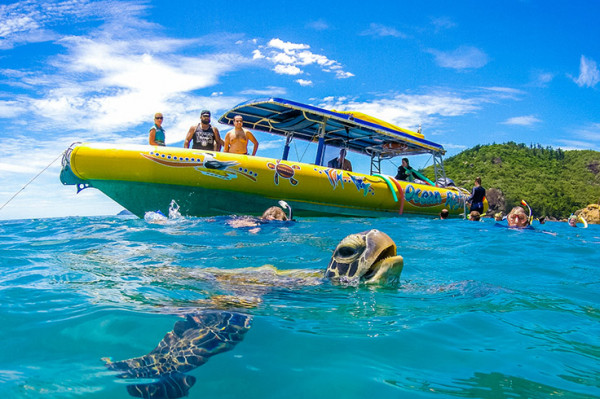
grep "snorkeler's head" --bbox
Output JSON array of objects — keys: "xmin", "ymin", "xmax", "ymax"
[{"xmin": 507, "ymin": 206, "xmax": 529, "ymax": 228}]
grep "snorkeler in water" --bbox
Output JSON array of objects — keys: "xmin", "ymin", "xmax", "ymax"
[{"xmin": 506, "ymin": 206, "xmax": 530, "ymax": 228}]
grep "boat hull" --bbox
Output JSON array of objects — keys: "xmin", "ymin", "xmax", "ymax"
[{"xmin": 60, "ymin": 143, "xmax": 481, "ymax": 218}]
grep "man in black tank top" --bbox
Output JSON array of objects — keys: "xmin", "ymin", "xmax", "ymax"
[{"xmin": 184, "ymin": 110, "xmax": 224, "ymax": 151}]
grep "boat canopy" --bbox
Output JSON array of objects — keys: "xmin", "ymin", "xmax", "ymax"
[{"xmin": 219, "ymin": 97, "xmax": 448, "ymax": 177}]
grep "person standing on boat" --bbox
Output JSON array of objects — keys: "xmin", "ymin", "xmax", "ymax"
[
  {"xmin": 223, "ymin": 115, "xmax": 259, "ymax": 155},
  {"xmin": 184, "ymin": 110, "xmax": 224, "ymax": 151},
  {"xmin": 328, "ymin": 148, "xmax": 352, "ymax": 171},
  {"xmin": 149, "ymin": 113, "xmax": 166, "ymax": 146},
  {"xmin": 467, "ymin": 176, "xmax": 486, "ymax": 214},
  {"xmin": 395, "ymin": 158, "xmax": 415, "ymax": 181}
]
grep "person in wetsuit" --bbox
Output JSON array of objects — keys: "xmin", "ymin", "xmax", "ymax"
[
  {"xmin": 395, "ymin": 158, "xmax": 415, "ymax": 181},
  {"xmin": 467, "ymin": 176, "xmax": 486, "ymax": 214},
  {"xmin": 184, "ymin": 110, "xmax": 224, "ymax": 151}
]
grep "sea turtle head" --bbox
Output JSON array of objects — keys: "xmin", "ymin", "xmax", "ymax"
[{"xmin": 325, "ymin": 229, "xmax": 403, "ymax": 286}]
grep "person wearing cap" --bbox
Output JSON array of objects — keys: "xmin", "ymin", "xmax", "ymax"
[
  {"xmin": 184, "ymin": 110, "xmax": 224, "ymax": 151},
  {"xmin": 223, "ymin": 114, "xmax": 259, "ymax": 156},
  {"xmin": 149, "ymin": 112, "xmax": 166, "ymax": 146}
]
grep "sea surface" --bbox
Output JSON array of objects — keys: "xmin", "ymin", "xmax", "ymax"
[{"xmin": 1, "ymin": 214, "xmax": 599, "ymax": 398}]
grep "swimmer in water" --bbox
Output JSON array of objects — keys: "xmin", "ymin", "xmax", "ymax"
[{"xmin": 506, "ymin": 206, "xmax": 530, "ymax": 228}]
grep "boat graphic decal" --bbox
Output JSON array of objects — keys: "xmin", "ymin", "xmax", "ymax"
[
  {"xmin": 267, "ymin": 160, "xmax": 301, "ymax": 185},
  {"xmin": 142, "ymin": 151, "xmax": 258, "ymax": 181},
  {"xmin": 349, "ymin": 175, "xmax": 374, "ymax": 196},
  {"xmin": 444, "ymin": 191, "xmax": 465, "ymax": 210},
  {"xmin": 404, "ymin": 185, "xmax": 443, "ymax": 208},
  {"xmin": 196, "ymin": 168, "xmax": 238, "ymax": 180},
  {"xmin": 325, "ymin": 168, "xmax": 344, "ymax": 189}
]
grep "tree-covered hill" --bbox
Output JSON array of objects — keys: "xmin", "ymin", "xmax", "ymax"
[{"xmin": 422, "ymin": 142, "xmax": 600, "ymax": 218}]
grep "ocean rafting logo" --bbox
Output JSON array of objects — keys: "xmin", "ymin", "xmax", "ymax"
[
  {"xmin": 444, "ymin": 190, "xmax": 465, "ymax": 210},
  {"xmin": 404, "ymin": 185, "xmax": 465, "ymax": 210}
]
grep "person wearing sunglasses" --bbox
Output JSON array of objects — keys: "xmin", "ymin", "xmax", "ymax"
[{"xmin": 149, "ymin": 113, "xmax": 166, "ymax": 146}]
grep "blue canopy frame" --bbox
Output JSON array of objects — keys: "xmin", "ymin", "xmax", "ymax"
[{"xmin": 218, "ymin": 97, "xmax": 448, "ymax": 178}]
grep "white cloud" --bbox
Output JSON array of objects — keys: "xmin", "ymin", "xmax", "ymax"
[
  {"xmin": 530, "ymin": 71, "xmax": 554, "ymax": 87},
  {"xmin": 254, "ymin": 38, "xmax": 353, "ymax": 80},
  {"xmin": 267, "ymin": 38, "xmax": 310, "ymax": 53},
  {"xmin": 571, "ymin": 122, "xmax": 600, "ymax": 141},
  {"xmin": 556, "ymin": 139, "xmax": 598, "ymax": 151},
  {"xmin": 306, "ymin": 20, "xmax": 329, "ymax": 31},
  {"xmin": 0, "ymin": 100, "xmax": 28, "ymax": 118},
  {"xmin": 240, "ymin": 86, "xmax": 287, "ymax": 96},
  {"xmin": 480, "ymin": 86, "xmax": 525, "ymax": 100},
  {"xmin": 501, "ymin": 115, "xmax": 541, "ymax": 126},
  {"xmin": 572, "ymin": 55, "xmax": 600, "ymax": 88},
  {"xmin": 296, "ymin": 79, "xmax": 313, "ymax": 86},
  {"xmin": 0, "ymin": 0, "xmax": 146, "ymax": 49},
  {"xmin": 273, "ymin": 64, "xmax": 302, "ymax": 75},
  {"xmin": 319, "ymin": 91, "xmax": 481, "ymax": 131},
  {"xmin": 430, "ymin": 17, "xmax": 456, "ymax": 32},
  {"xmin": 251, "ymin": 49, "xmax": 265, "ymax": 59},
  {"xmin": 427, "ymin": 46, "xmax": 489, "ymax": 70},
  {"xmin": 360, "ymin": 23, "xmax": 407, "ymax": 38},
  {"xmin": 0, "ymin": 3, "xmax": 258, "ymax": 147}
]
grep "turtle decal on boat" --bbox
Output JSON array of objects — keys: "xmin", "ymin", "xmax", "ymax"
[{"xmin": 267, "ymin": 159, "xmax": 301, "ymax": 185}]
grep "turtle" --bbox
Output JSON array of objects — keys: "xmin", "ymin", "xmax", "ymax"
[{"xmin": 103, "ymin": 229, "xmax": 403, "ymax": 398}]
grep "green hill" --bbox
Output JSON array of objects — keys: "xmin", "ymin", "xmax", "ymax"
[{"xmin": 422, "ymin": 142, "xmax": 600, "ymax": 218}]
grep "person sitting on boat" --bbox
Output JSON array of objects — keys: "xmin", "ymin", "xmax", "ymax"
[
  {"xmin": 506, "ymin": 206, "xmax": 530, "ymax": 228},
  {"xmin": 467, "ymin": 177, "xmax": 486, "ymax": 214},
  {"xmin": 395, "ymin": 158, "xmax": 415, "ymax": 181},
  {"xmin": 223, "ymin": 115, "xmax": 259, "ymax": 155},
  {"xmin": 327, "ymin": 148, "xmax": 352, "ymax": 171},
  {"xmin": 184, "ymin": 110, "xmax": 224, "ymax": 151},
  {"xmin": 149, "ymin": 113, "xmax": 166, "ymax": 146}
]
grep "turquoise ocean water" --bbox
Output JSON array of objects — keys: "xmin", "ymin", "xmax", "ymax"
[{"xmin": 1, "ymin": 214, "xmax": 599, "ymax": 398}]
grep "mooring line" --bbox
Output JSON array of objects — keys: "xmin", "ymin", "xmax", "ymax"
[{"xmin": 0, "ymin": 151, "xmax": 64, "ymax": 213}]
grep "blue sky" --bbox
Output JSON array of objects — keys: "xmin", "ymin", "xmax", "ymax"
[{"xmin": 0, "ymin": 0, "xmax": 598, "ymax": 220}]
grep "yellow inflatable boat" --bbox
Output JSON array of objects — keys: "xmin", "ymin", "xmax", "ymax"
[{"xmin": 60, "ymin": 98, "xmax": 485, "ymax": 218}]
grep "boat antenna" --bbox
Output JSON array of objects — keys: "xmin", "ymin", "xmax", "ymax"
[{"xmin": 278, "ymin": 200, "xmax": 293, "ymax": 220}]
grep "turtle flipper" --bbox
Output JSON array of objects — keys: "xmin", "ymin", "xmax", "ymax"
[
  {"xmin": 105, "ymin": 311, "xmax": 252, "ymax": 381},
  {"xmin": 126, "ymin": 372, "xmax": 196, "ymax": 399}
]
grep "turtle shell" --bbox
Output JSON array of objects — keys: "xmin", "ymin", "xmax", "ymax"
[{"xmin": 275, "ymin": 163, "xmax": 295, "ymax": 179}]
